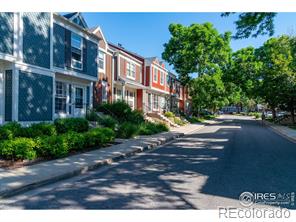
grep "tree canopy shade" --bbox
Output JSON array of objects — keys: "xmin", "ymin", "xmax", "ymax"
[
  {"xmin": 222, "ymin": 13, "xmax": 277, "ymax": 39},
  {"xmin": 162, "ymin": 23, "xmax": 231, "ymax": 85}
]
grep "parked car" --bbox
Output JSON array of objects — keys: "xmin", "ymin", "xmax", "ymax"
[{"xmin": 266, "ymin": 111, "xmax": 273, "ymax": 118}]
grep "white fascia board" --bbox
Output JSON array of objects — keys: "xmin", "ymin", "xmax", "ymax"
[{"xmin": 53, "ymin": 67, "xmax": 98, "ymax": 81}]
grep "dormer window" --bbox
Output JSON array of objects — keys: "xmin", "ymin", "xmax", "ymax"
[{"xmin": 71, "ymin": 33, "xmax": 83, "ymax": 70}]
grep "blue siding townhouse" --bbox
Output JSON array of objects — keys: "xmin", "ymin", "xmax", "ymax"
[{"xmin": 0, "ymin": 12, "xmax": 100, "ymax": 125}]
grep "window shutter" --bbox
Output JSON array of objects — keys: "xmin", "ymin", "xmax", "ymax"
[
  {"xmin": 64, "ymin": 30, "xmax": 71, "ymax": 68},
  {"xmin": 83, "ymin": 38, "xmax": 87, "ymax": 73}
]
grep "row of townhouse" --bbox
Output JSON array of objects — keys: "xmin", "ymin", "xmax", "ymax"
[
  {"xmin": 92, "ymin": 28, "xmax": 192, "ymax": 115},
  {"xmin": 0, "ymin": 12, "xmax": 191, "ymax": 125}
]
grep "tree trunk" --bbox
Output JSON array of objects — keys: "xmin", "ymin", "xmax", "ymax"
[
  {"xmin": 272, "ymin": 108, "xmax": 276, "ymax": 121},
  {"xmin": 291, "ymin": 107, "xmax": 295, "ymax": 124}
]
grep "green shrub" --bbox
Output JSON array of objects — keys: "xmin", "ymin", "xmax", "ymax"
[
  {"xmin": 36, "ymin": 135, "xmax": 69, "ymax": 158},
  {"xmin": 97, "ymin": 101, "xmax": 145, "ymax": 124},
  {"xmin": 0, "ymin": 138, "xmax": 37, "ymax": 160},
  {"xmin": 0, "ymin": 127, "xmax": 14, "ymax": 140},
  {"xmin": 86, "ymin": 109, "xmax": 99, "ymax": 121},
  {"xmin": 128, "ymin": 110, "xmax": 145, "ymax": 124},
  {"xmin": 164, "ymin": 111, "xmax": 175, "ymax": 118},
  {"xmin": 254, "ymin": 113, "xmax": 260, "ymax": 119},
  {"xmin": 187, "ymin": 116, "xmax": 204, "ymax": 123},
  {"xmin": 54, "ymin": 118, "xmax": 89, "ymax": 134},
  {"xmin": 19, "ymin": 123, "xmax": 57, "ymax": 138},
  {"xmin": 138, "ymin": 122, "xmax": 169, "ymax": 135},
  {"xmin": 117, "ymin": 122, "xmax": 138, "ymax": 139},
  {"xmin": 203, "ymin": 114, "xmax": 216, "ymax": 120},
  {"xmin": 64, "ymin": 131, "xmax": 86, "ymax": 151},
  {"xmin": 98, "ymin": 115, "xmax": 118, "ymax": 130},
  {"xmin": 0, "ymin": 122, "xmax": 22, "ymax": 140},
  {"xmin": 173, "ymin": 117, "xmax": 186, "ymax": 126},
  {"xmin": 84, "ymin": 127, "xmax": 115, "ymax": 147},
  {"xmin": 97, "ymin": 101, "xmax": 131, "ymax": 122}
]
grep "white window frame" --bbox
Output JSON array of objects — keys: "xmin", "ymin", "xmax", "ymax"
[
  {"xmin": 126, "ymin": 61, "xmax": 136, "ymax": 80},
  {"xmin": 98, "ymin": 50, "xmax": 105, "ymax": 72},
  {"xmin": 160, "ymin": 72, "xmax": 164, "ymax": 85},
  {"xmin": 101, "ymin": 80, "xmax": 108, "ymax": 102},
  {"xmin": 153, "ymin": 94, "xmax": 158, "ymax": 111},
  {"xmin": 75, "ymin": 87, "xmax": 84, "ymax": 109},
  {"xmin": 71, "ymin": 32, "xmax": 83, "ymax": 71},
  {"xmin": 153, "ymin": 67, "xmax": 158, "ymax": 83},
  {"xmin": 55, "ymin": 81, "xmax": 67, "ymax": 114}
]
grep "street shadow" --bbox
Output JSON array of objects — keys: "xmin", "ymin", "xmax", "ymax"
[{"xmin": 3, "ymin": 117, "xmax": 296, "ymax": 209}]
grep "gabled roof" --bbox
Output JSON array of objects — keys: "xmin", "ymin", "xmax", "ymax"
[
  {"xmin": 91, "ymin": 26, "xmax": 108, "ymax": 47},
  {"xmin": 63, "ymin": 12, "xmax": 88, "ymax": 29},
  {"xmin": 108, "ymin": 42, "xmax": 145, "ymax": 61}
]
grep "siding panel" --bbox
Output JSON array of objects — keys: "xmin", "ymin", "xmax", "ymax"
[
  {"xmin": 0, "ymin": 13, "xmax": 14, "ymax": 55},
  {"xmin": 18, "ymin": 71, "xmax": 53, "ymax": 121},
  {"xmin": 23, "ymin": 12, "xmax": 50, "ymax": 69},
  {"xmin": 53, "ymin": 23, "xmax": 65, "ymax": 68}
]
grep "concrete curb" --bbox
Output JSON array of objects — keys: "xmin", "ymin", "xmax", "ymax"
[
  {"xmin": 263, "ymin": 120, "xmax": 296, "ymax": 144},
  {"xmin": 0, "ymin": 132, "xmax": 184, "ymax": 199}
]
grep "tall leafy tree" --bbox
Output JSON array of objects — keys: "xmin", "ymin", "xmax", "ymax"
[
  {"xmin": 223, "ymin": 46, "xmax": 262, "ymax": 112},
  {"xmin": 162, "ymin": 23, "xmax": 231, "ymax": 85},
  {"xmin": 222, "ymin": 13, "xmax": 277, "ymax": 39},
  {"xmin": 256, "ymin": 35, "xmax": 296, "ymax": 122},
  {"xmin": 190, "ymin": 71, "xmax": 227, "ymax": 114}
]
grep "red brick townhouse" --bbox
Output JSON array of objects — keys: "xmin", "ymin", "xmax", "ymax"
[
  {"xmin": 91, "ymin": 27, "xmax": 113, "ymax": 105},
  {"xmin": 91, "ymin": 28, "xmax": 191, "ymax": 114},
  {"xmin": 108, "ymin": 43, "xmax": 145, "ymax": 111},
  {"xmin": 143, "ymin": 57, "xmax": 170, "ymax": 113}
]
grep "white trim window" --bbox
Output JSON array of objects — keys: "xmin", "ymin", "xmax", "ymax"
[
  {"xmin": 101, "ymin": 80, "xmax": 108, "ymax": 102},
  {"xmin": 126, "ymin": 62, "xmax": 136, "ymax": 79},
  {"xmin": 55, "ymin": 81, "xmax": 67, "ymax": 114},
  {"xmin": 71, "ymin": 33, "xmax": 83, "ymax": 70},
  {"xmin": 98, "ymin": 50, "xmax": 105, "ymax": 71},
  {"xmin": 153, "ymin": 94, "xmax": 158, "ymax": 110},
  {"xmin": 153, "ymin": 67, "xmax": 158, "ymax": 82},
  {"xmin": 160, "ymin": 72, "xmax": 164, "ymax": 85}
]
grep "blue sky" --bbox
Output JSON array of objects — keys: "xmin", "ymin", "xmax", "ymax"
[{"xmin": 82, "ymin": 12, "xmax": 296, "ymax": 73}]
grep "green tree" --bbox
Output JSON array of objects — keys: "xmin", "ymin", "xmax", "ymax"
[
  {"xmin": 162, "ymin": 23, "xmax": 231, "ymax": 85},
  {"xmin": 223, "ymin": 46, "xmax": 262, "ymax": 112},
  {"xmin": 190, "ymin": 71, "xmax": 227, "ymax": 114},
  {"xmin": 256, "ymin": 35, "xmax": 296, "ymax": 122},
  {"xmin": 222, "ymin": 13, "xmax": 277, "ymax": 39}
]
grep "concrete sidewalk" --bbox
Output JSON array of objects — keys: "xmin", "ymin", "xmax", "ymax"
[
  {"xmin": 263, "ymin": 120, "xmax": 296, "ymax": 143},
  {"xmin": 0, "ymin": 123, "xmax": 205, "ymax": 198}
]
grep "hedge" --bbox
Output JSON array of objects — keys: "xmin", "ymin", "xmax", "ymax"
[
  {"xmin": 0, "ymin": 138, "xmax": 37, "ymax": 160},
  {"xmin": 54, "ymin": 118, "xmax": 89, "ymax": 134},
  {"xmin": 0, "ymin": 127, "xmax": 115, "ymax": 161},
  {"xmin": 84, "ymin": 127, "xmax": 115, "ymax": 147}
]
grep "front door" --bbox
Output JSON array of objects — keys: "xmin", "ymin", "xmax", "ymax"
[{"xmin": 74, "ymin": 86, "xmax": 85, "ymax": 117}]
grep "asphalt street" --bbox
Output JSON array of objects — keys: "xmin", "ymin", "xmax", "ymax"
[{"xmin": 1, "ymin": 115, "xmax": 296, "ymax": 209}]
